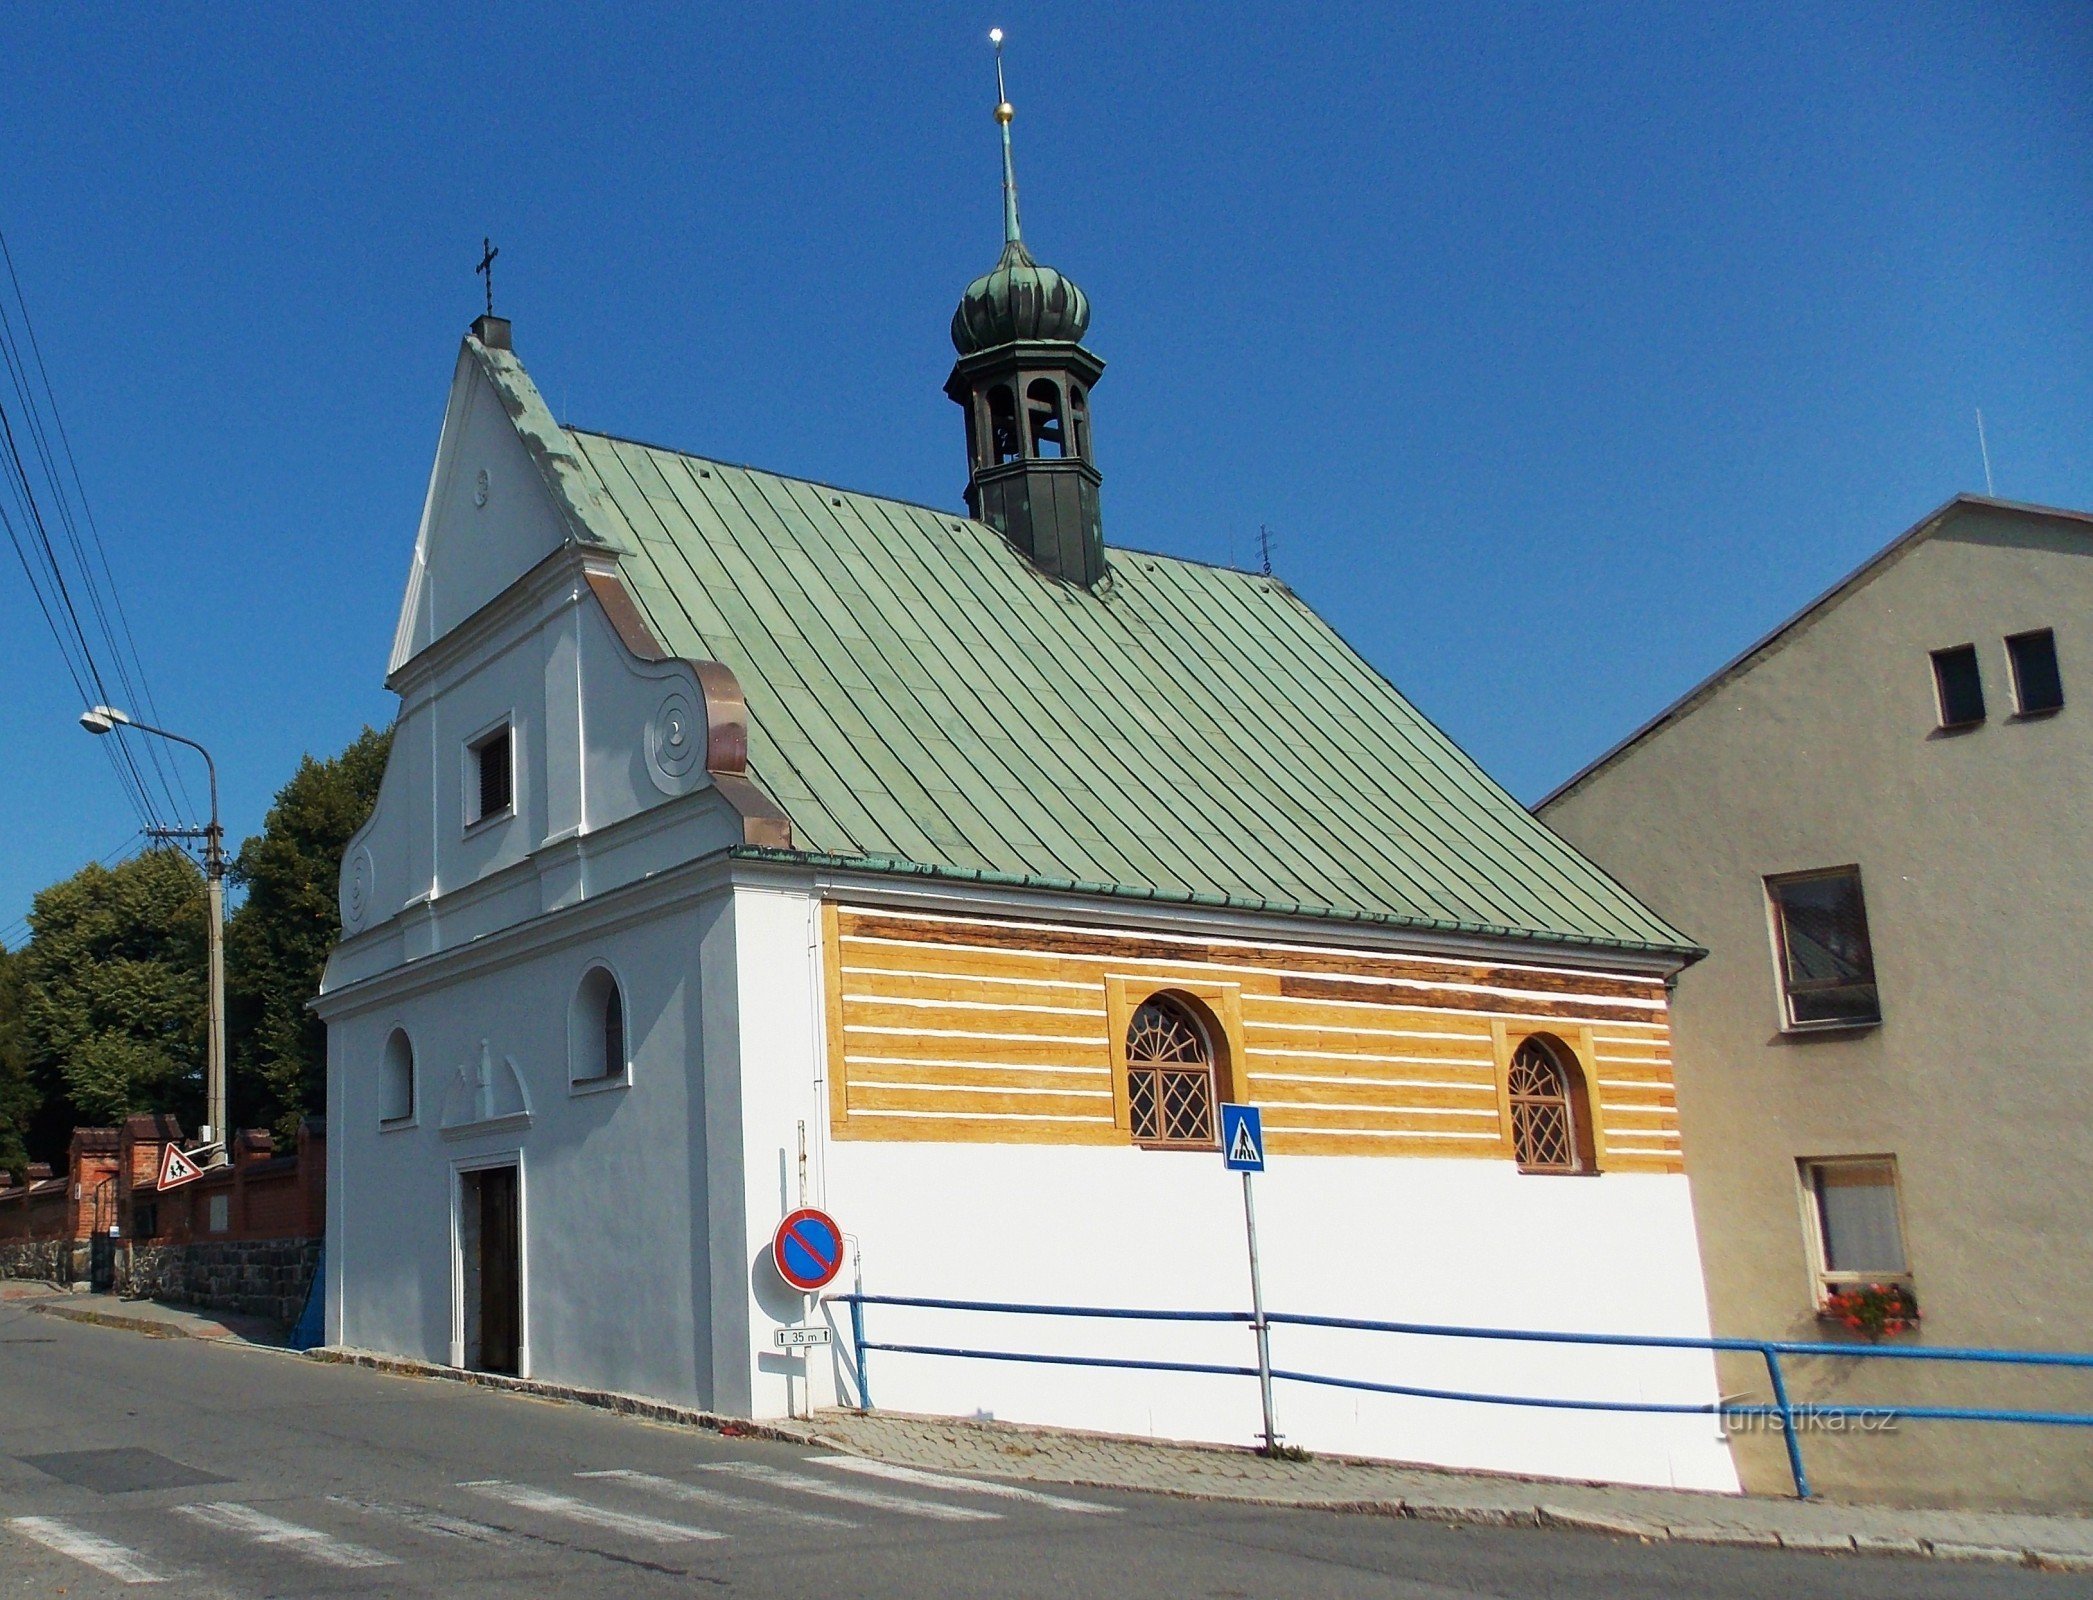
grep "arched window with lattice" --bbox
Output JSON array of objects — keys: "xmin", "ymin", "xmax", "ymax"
[
  {"xmin": 1125, "ymin": 995, "xmax": 1217, "ymax": 1147},
  {"xmin": 1507, "ymin": 1034, "xmax": 1595, "ymax": 1173}
]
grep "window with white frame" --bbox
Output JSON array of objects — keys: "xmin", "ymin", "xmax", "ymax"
[
  {"xmin": 1800, "ymin": 1156, "xmax": 1909, "ymax": 1302},
  {"xmin": 466, "ymin": 722, "xmax": 513, "ymax": 827},
  {"xmin": 1767, "ymin": 867, "xmax": 1880, "ymax": 1028}
]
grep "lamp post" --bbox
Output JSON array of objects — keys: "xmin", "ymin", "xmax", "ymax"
[{"xmin": 79, "ymin": 705, "xmax": 227, "ymax": 1167}]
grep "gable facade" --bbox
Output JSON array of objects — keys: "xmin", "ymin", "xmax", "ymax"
[{"xmin": 1542, "ymin": 497, "xmax": 2093, "ymax": 1510}]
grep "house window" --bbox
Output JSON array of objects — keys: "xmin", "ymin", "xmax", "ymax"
[
  {"xmin": 1126, "ymin": 996, "xmax": 1216, "ymax": 1148},
  {"xmin": 1801, "ymin": 1156, "xmax": 1909, "ymax": 1301},
  {"xmin": 1767, "ymin": 867, "xmax": 1880, "ymax": 1028},
  {"xmin": 2007, "ymin": 628, "xmax": 2063, "ymax": 716},
  {"xmin": 1930, "ymin": 644, "xmax": 1985, "ymax": 729},
  {"xmin": 571, "ymin": 965, "xmax": 629, "ymax": 1087},
  {"xmin": 380, "ymin": 1029, "xmax": 416, "ymax": 1124},
  {"xmin": 468, "ymin": 724, "xmax": 513, "ymax": 826},
  {"xmin": 1507, "ymin": 1035, "xmax": 1594, "ymax": 1172}
]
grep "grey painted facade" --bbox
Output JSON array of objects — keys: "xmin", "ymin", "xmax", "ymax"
[{"xmin": 1542, "ymin": 497, "xmax": 2093, "ymax": 1511}]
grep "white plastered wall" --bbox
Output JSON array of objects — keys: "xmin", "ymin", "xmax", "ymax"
[
  {"xmin": 325, "ymin": 886, "xmax": 730, "ymax": 1408},
  {"xmin": 729, "ymin": 889, "xmax": 1740, "ymax": 1492}
]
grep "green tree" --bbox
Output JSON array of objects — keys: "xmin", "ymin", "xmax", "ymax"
[
  {"xmin": 19, "ymin": 849, "xmax": 208, "ymax": 1131},
  {"xmin": 0, "ymin": 947, "xmax": 34, "ymax": 1178},
  {"xmin": 227, "ymin": 725, "xmax": 392, "ymax": 1142}
]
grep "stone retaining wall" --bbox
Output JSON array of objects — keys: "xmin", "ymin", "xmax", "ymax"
[
  {"xmin": 0, "ymin": 1238, "xmax": 84, "ymax": 1284},
  {"xmin": 118, "ymin": 1238, "xmax": 321, "ymax": 1327}
]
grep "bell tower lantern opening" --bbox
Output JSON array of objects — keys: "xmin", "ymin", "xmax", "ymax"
[{"xmin": 945, "ymin": 30, "xmax": 1107, "ymax": 588}]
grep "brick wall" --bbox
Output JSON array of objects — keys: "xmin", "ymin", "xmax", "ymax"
[{"xmin": 1, "ymin": 1118, "xmax": 327, "ymax": 1319}]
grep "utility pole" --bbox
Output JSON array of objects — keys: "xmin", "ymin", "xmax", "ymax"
[{"xmin": 81, "ymin": 705, "xmax": 228, "ymax": 1166}]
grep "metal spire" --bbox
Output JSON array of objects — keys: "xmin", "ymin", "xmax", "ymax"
[{"xmin": 990, "ymin": 28, "xmax": 1022, "ymax": 247}]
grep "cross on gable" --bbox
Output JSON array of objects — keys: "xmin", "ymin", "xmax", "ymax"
[{"xmin": 476, "ymin": 237, "xmax": 499, "ymax": 318}]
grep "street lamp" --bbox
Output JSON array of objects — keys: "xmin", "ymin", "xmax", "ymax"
[{"xmin": 79, "ymin": 705, "xmax": 227, "ymax": 1167}]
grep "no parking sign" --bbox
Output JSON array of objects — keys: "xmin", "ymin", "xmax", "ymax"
[{"xmin": 771, "ymin": 1207, "xmax": 844, "ymax": 1293}]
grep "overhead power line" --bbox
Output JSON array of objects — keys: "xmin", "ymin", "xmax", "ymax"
[{"xmin": 0, "ymin": 230, "xmax": 191, "ymax": 830}]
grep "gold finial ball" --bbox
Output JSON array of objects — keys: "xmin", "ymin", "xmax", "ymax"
[{"xmin": 995, "ymin": 100, "xmax": 1015, "ymax": 124}]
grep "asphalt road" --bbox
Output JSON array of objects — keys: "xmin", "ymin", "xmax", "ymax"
[{"xmin": 1, "ymin": 1300, "xmax": 2084, "ymax": 1599}]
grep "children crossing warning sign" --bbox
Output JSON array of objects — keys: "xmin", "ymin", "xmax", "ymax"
[
  {"xmin": 157, "ymin": 1144, "xmax": 206, "ymax": 1190},
  {"xmin": 1220, "ymin": 1103, "xmax": 1265, "ymax": 1172}
]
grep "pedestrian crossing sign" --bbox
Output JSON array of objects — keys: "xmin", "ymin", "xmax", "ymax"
[{"xmin": 1220, "ymin": 1103, "xmax": 1265, "ymax": 1172}]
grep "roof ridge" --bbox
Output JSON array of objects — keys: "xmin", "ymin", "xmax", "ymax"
[
  {"xmin": 560, "ymin": 418, "xmax": 1699, "ymax": 958},
  {"xmin": 565, "ymin": 424, "xmax": 1274, "ymax": 582}
]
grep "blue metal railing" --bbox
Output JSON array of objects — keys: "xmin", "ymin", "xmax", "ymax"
[{"xmin": 826, "ymin": 1292, "xmax": 2093, "ymax": 1499}]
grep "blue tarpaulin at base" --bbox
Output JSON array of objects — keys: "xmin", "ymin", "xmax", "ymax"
[{"xmin": 288, "ymin": 1242, "xmax": 325, "ymax": 1351}]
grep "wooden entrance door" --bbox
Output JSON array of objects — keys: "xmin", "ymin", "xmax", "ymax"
[{"xmin": 471, "ymin": 1166, "xmax": 520, "ymax": 1375}]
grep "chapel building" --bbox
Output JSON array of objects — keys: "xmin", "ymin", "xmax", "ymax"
[{"xmin": 317, "ymin": 68, "xmax": 1736, "ymax": 1489}]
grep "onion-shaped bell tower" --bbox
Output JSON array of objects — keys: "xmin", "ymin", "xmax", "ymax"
[{"xmin": 945, "ymin": 33, "xmax": 1107, "ymax": 587}]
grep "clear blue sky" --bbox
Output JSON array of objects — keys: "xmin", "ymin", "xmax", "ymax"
[{"xmin": 1, "ymin": 2, "xmax": 2087, "ymax": 939}]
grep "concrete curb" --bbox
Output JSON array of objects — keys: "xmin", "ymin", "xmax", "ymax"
[
  {"xmin": 29, "ymin": 1298, "xmax": 285, "ymax": 1347},
  {"xmin": 31, "ymin": 1302, "xmax": 187, "ymax": 1339},
  {"xmin": 304, "ymin": 1345, "xmax": 849, "ymax": 1453}
]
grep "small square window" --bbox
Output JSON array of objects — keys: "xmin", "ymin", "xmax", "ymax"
[
  {"xmin": 1929, "ymin": 644, "xmax": 1985, "ymax": 729},
  {"xmin": 1801, "ymin": 1157, "xmax": 1909, "ymax": 1302},
  {"xmin": 467, "ymin": 724, "xmax": 512, "ymax": 826},
  {"xmin": 2006, "ymin": 629, "xmax": 2063, "ymax": 716},
  {"xmin": 1767, "ymin": 867, "xmax": 1880, "ymax": 1028}
]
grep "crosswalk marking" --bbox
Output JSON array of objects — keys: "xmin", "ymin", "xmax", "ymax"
[
  {"xmin": 8, "ymin": 1516, "xmax": 167, "ymax": 1584},
  {"xmin": 693, "ymin": 1460, "xmax": 1001, "ymax": 1523},
  {"xmin": 578, "ymin": 1468, "xmax": 858, "ymax": 1529},
  {"xmin": 325, "ymin": 1495, "xmax": 517, "ymax": 1546},
  {"xmin": 173, "ymin": 1502, "xmax": 396, "ymax": 1570},
  {"xmin": 461, "ymin": 1480, "xmax": 724, "ymax": 1542},
  {"xmin": 810, "ymin": 1455, "xmax": 1119, "ymax": 1513}
]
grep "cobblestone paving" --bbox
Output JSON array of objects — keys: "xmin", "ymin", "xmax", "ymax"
[{"xmin": 808, "ymin": 1408, "xmax": 2093, "ymax": 1570}]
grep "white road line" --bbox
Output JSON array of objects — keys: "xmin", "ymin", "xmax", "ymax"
[
  {"xmin": 7, "ymin": 1516, "xmax": 167, "ymax": 1584},
  {"xmin": 810, "ymin": 1455, "xmax": 1119, "ymax": 1513},
  {"xmin": 460, "ymin": 1480, "xmax": 724, "ymax": 1542},
  {"xmin": 173, "ymin": 1502, "xmax": 396, "ymax": 1570},
  {"xmin": 693, "ymin": 1461, "xmax": 1000, "ymax": 1523},
  {"xmin": 578, "ymin": 1468, "xmax": 858, "ymax": 1529},
  {"xmin": 325, "ymin": 1495, "xmax": 517, "ymax": 1545}
]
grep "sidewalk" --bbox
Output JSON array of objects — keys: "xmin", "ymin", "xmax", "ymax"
[
  {"xmin": 806, "ymin": 1408, "xmax": 2093, "ymax": 1571},
  {"xmin": 13, "ymin": 1281, "xmax": 286, "ymax": 1346},
  {"xmin": 18, "ymin": 1288, "xmax": 2093, "ymax": 1571}
]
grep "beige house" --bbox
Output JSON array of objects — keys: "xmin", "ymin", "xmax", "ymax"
[{"xmin": 1541, "ymin": 494, "xmax": 2093, "ymax": 1510}]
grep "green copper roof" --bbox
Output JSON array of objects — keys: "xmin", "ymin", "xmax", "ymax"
[
  {"xmin": 951, "ymin": 239, "xmax": 1092, "ymax": 355},
  {"xmin": 558, "ymin": 426, "xmax": 1693, "ymax": 956}
]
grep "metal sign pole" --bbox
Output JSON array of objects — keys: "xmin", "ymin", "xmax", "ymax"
[{"xmin": 1241, "ymin": 1169, "xmax": 1278, "ymax": 1454}]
